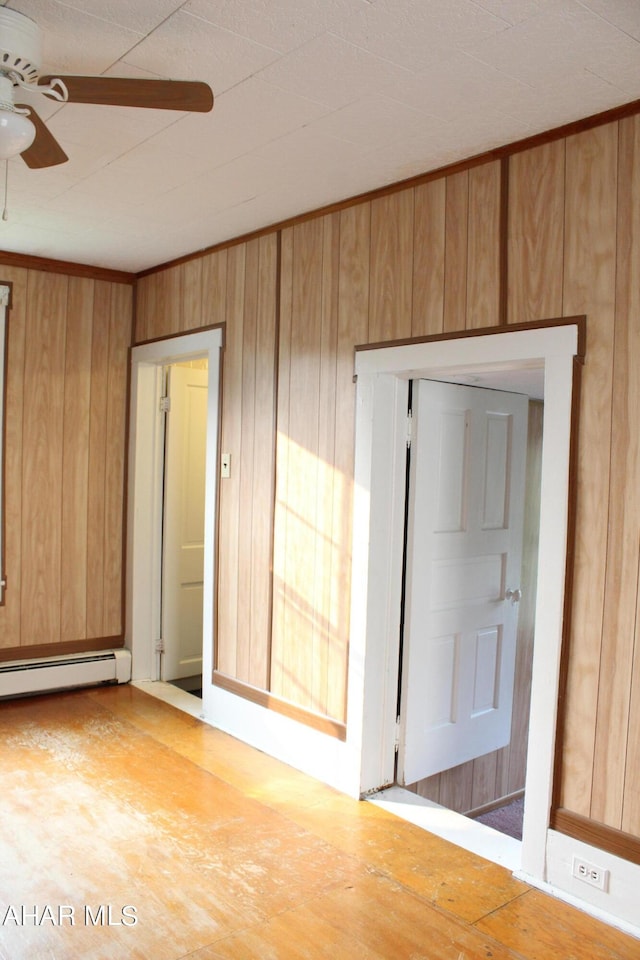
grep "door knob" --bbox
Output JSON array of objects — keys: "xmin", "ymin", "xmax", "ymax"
[{"xmin": 506, "ymin": 588, "xmax": 522, "ymax": 604}]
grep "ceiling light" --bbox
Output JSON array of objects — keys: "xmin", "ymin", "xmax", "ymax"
[{"xmin": 0, "ymin": 108, "xmax": 35, "ymax": 160}]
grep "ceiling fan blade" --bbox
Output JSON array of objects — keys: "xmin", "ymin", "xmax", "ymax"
[
  {"xmin": 38, "ymin": 76, "xmax": 214, "ymax": 113},
  {"xmin": 16, "ymin": 105, "xmax": 69, "ymax": 169}
]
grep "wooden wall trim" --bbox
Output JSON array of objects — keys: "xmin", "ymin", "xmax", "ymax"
[
  {"xmin": 551, "ymin": 808, "xmax": 640, "ymax": 866},
  {"xmin": 0, "ymin": 252, "xmax": 134, "ymax": 285},
  {"xmin": 138, "ymin": 99, "xmax": 640, "ymax": 282},
  {"xmin": 213, "ymin": 670, "xmax": 347, "ymax": 741},
  {"xmin": 0, "ymin": 636, "xmax": 124, "ymax": 664},
  {"xmin": 355, "ymin": 314, "xmax": 587, "ymax": 356}
]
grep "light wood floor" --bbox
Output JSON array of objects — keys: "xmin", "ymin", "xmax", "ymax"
[{"xmin": 0, "ymin": 685, "xmax": 638, "ymax": 960}]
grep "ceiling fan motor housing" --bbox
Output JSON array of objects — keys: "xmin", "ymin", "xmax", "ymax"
[{"xmin": 0, "ymin": 9, "xmax": 42, "ymax": 85}]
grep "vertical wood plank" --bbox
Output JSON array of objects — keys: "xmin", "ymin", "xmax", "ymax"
[
  {"xmin": 0, "ymin": 268, "xmax": 28, "ymax": 648},
  {"xmin": 466, "ymin": 161, "xmax": 501, "ymax": 330},
  {"xmin": 201, "ymin": 248, "xmax": 228, "ymax": 328},
  {"xmin": 471, "ymin": 754, "xmax": 498, "ymax": 811},
  {"xmin": 369, "ymin": 191, "xmax": 414, "ymax": 343},
  {"xmin": 508, "ymin": 400, "xmax": 543, "ymax": 793},
  {"xmin": 271, "ymin": 228, "xmax": 294, "ymax": 696},
  {"xmin": 443, "ymin": 171, "xmax": 469, "ymax": 333},
  {"xmin": 236, "ymin": 239, "xmax": 259, "ymax": 684},
  {"xmin": 508, "ymin": 141, "xmax": 565, "ymax": 324},
  {"xmin": 439, "ymin": 761, "xmax": 473, "ymax": 813},
  {"xmin": 325, "ymin": 203, "xmax": 371, "ymax": 721},
  {"xmin": 412, "ymin": 179, "xmax": 446, "ymax": 337},
  {"xmin": 86, "ymin": 284, "xmax": 110, "ymax": 638},
  {"xmin": 313, "ymin": 213, "xmax": 340, "ymax": 714},
  {"xmin": 21, "ymin": 272, "xmax": 67, "ymax": 646},
  {"xmin": 559, "ymin": 123, "xmax": 618, "ymax": 817},
  {"xmin": 133, "ymin": 274, "xmax": 153, "ymax": 343},
  {"xmin": 61, "ymin": 278, "xmax": 93, "ymax": 641},
  {"xmin": 103, "ymin": 283, "xmax": 131, "ymax": 636},
  {"xmin": 593, "ymin": 116, "xmax": 640, "ymax": 827},
  {"xmin": 249, "ymin": 233, "xmax": 278, "ymax": 690},
  {"xmin": 216, "ymin": 244, "xmax": 246, "ymax": 675},
  {"xmin": 278, "ymin": 219, "xmax": 324, "ymax": 708},
  {"xmin": 623, "ymin": 561, "xmax": 640, "ymax": 834},
  {"xmin": 180, "ymin": 259, "xmax": 204, "ymax": 332}
]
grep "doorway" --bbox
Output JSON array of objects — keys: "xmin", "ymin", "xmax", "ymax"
[
  {"xmin": 161, "ymin": 360, "xmax": 209, "ymax": 699},
  {"xmin": 397, "ymin": 376, "xmax": 543, "ymax": 849},
  {"xmin": 126, "ymin": 328, "xmax": 223, "ymax": 723},
  {"xmin": 349, "ymin": 321, "xmax": 581, "ymax": 879}
]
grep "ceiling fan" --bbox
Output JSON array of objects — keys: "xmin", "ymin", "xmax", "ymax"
[{"xmin": 0, "ymin": 8, "xmax": 214, "ymax": 169}]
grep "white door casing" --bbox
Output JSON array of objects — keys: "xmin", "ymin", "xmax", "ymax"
[
  {"xmin": 127, "ymin": 328, "xmax": 222, "ymax": 726},
  {"xmin": 161, "ymin": 364, "xmax": 208, "ymax": 682},
  {"xmin": 399, "ymin": 379, "xmax": 528, "ymax": 784}
]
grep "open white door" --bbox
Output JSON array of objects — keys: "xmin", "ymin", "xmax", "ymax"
[
  {"xmin": 398, "ymin": 379, "xmax": 528, "ymax": 785},
  {"xmin": 161, "ymin": 363, "xmax": 208, "ymax": 683}
]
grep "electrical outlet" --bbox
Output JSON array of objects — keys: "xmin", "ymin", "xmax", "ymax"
[{"xmin": 572, "ymin": 856, "xmax": 609, "ymax": 892}]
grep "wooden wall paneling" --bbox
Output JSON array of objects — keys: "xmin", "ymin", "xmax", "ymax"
[
  {"xmin": 0, "ymin": 268, "xmax": 27, "ymax": 648},
  {"xmin": 443, "ymin": 171, "xmax": 469, "ymax": 333},
  {"xmin": 470, "ymin": 753, "xmax": 499, "ymax": 811},
  {"xmin": 411, "ymin": 179, "xmax": 446, "ymax": 338},
  {"xmin": 180, "ymin": 258, "xmax": 204, "ymax": 332},
  {"xmin": 438, "ymin": 761, "xmax": 473, "ymax": 814},
  {"xmin": 507, "ymin": 400, "xmax": 543, "ymax": 793},
  {"xmin": 312, "ymin": 213, "xmax": 340, "ymax": 715},
  {"xmin": 466, "ymin": 161, "xmax": 501, "ymax": 330},
  {"xmin": 103, "ymin": 282, "xmax": 131, "ymax": 637},
  {"xmin": 507, "ymin": 141, "xmax": 565, "ymax": 325},
  {"xmin": 248, "ymin": 234, "xmax": 278, "ymax": 690},
  {"xmin": 273, "ymin": 219, "xmax": 324, "ymax": 710},
  {"xmin": 236, "ymin": 239, "xmax": 260, "ymax": 685},
  {"xmin": 215, "ymin": 244, "xmax": 246, "ymax": 676},
  {"xmin": 86, "ymin": 283, "xmax": 110, "ymax": 638},
  {"xmin": 133, "ymin": 274, "xmax": 153, "ymax": 343},
  {"xmin": 270, "ymin": 228, "xmax": 294, "ymax": 696},
  {"xmin": 60, "ymin": 277, "xmax": 93, "ymax": 641},
  {"xmin": 201, "ymin": 248, "xmax": 228, "ymax": 328},
  {"xmin": 137, "ymin": 267, "xmax": 181, "ymax": 342},
  {"xmin": 324, "ymin": 203, "xmax": 372, "ymax": 721},
  {"xmin": 411, "ymin": 773, "xmax": 441, "ymax": 805},
  {"xmin": 21, "ymin": 271, "xmax": 68, "ymax": 646},
  {"xmin": 624, "ymin": 565, "xmax": 640, "ymax": 835},
  {"xmin": 368, "ymin": 191, "xmax": 414, "ymax": 343},
  {"xmin": 593, "ymin": 116, "xmax": 640, "ymax": 829},
  {"xmin": 558, "ymin": 122, "xmax": 618, "ymax": 818}
]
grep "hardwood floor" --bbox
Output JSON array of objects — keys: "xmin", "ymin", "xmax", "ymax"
[{"xmin": 0, "ymin": 685, "xmax": 637, "ymax": 960}]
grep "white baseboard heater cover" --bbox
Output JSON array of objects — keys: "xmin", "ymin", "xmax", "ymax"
[{"xmin": 0, "ymin": 649, "xmax": 132, "ymax": 699}]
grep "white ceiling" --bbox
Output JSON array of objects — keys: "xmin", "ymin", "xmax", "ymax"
[{"xmin": 1, "ymin": 0, "xmax": 639, "ymax": 274}]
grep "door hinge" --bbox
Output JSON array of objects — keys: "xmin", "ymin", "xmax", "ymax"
[
  {"xmin": 159, "ymin": 395, "xmax": 171, "ymax": 413},
  {"xmin": 394, "ymin": 716, "xmax": 401, "ymax": 753},
  {"xmin": 406, "ymin": 411, "xmax": 413, "ymax": 447},
  {"xmin": 155, "ymin": 638, "xmax": 165, "ymax": 653}
]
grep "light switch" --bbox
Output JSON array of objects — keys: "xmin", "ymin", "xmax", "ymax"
[{"xmin": 221, "ymin": 453, "xmax": 231, "ymax": 478}]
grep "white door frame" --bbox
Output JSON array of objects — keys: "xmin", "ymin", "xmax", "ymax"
[
  {"xmin": 126, "ymin": 328, "xmax": 222, "ymax": 722},
  {"xmin": 348, "ymin": 322, "xmax": 580, "ymax": 881}
]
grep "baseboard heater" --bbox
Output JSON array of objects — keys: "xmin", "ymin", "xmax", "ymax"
[{"xmin": 0, "ymin": 649, "xmax": 132, "ymax": 699}]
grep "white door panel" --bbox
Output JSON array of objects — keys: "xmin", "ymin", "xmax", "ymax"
[
  {"xmin": 161, "ymin": 364, "xmax": 208, "ymax": 682},
  {"xmin": 398, "ymin": 379, "xmax": 528, "ymax": 784}
]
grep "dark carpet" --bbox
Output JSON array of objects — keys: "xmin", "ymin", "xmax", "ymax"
[{"xmin": 475, "ymin": 797, "xmax": 524, "ymax": 840}]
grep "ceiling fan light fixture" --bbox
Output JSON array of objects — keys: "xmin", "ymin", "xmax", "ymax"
[{"xmin": 0, "ymin": 109, "xmax": 36, "ymax": 160}]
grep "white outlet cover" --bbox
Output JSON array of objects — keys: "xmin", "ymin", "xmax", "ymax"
[{"xmin": 572, "ymin": 856, "xmax": 610, "ymax": 892}]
